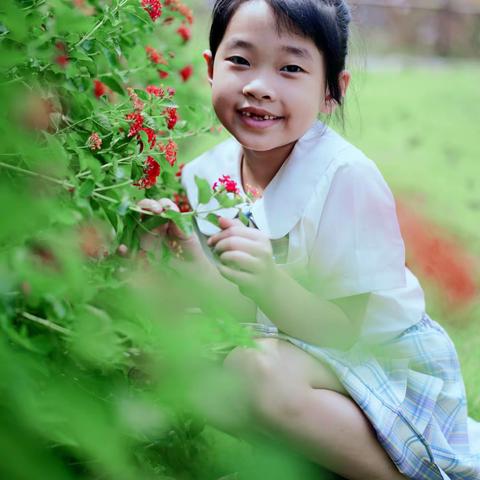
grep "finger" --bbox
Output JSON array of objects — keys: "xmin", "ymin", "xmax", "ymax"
[
  {"xmin": 158, "ymin": 198, "xmax": 180, "ymax": 213},
  {"xmin": 219, "ymin": 250, "xmax": 260, "ymax": 273},
  {"xmin": 218, "ymin": 216, "xmax": 245, "ymax": 230},
  {"xmin": 217, "ymin": 263, "xmax": 253, "ymax": 290},
  {"xmin": 208, "ymin": 225, "xmax": 258, "ymax": 247},
  {"xmin": 138, "ymin": 198, "xmax": 163, "ymax": 214},
  {"xmin": 213, "ymin": 236, "xmax": 260, "ymax": 256}
]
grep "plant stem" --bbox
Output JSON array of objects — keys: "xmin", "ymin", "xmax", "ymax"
[
  {"xmin": 0, "ymin": 161, "xmax": 74, "ymax": 189},
  {"xmin": 21, "ymin": 312, "xmax": 71, "ymax": 336}
]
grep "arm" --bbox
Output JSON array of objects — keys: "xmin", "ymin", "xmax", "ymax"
[
  {"xmin": 173, "ymin": 239, "xmax": 257, "ymax": 323},
  {"xmin": 251, "ymin": 267, "xmax": 367, "ymax": 350}
]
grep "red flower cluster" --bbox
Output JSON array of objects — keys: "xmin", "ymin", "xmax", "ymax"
[
  {"xmin": 212, "ymin": 175, "xmax": 240, "ymax": 194},
  {"xmin": 176, "ymin": 24, "xmax": 191, "ymax": 42},
  {"xmin": 94, "ymin": 79, "xmax": 108, "ymax": 98},
  {"xmin": 173, "ymin": 192, "xmax": 191, "ymax": 212},
  {"xmin": 159, "ymin": 138, "xmax": 177, "ymax": 166},
  {"xmin": 145, "ymin": 45, "xmax": 168, "ymax": 65},
  {"xmin": 179, "ymin": 64, "xmax": 193, "ymax": 82},
  {"xmin": 146, "ymin": 85, "xmax": 165, "ymax": 97},
  {"xmin": 164, "ymin": 0, "xmax": 193, "ymax": 24},
  {"xmin": 88, "ymin": 132, "xmax": 102, "ymax": 151},
  {"xmin": 127, "ymin": 87, "xmax": 144, "ymax": 112},
  {"xmin": 163, "ymin": 106, "xmax": 178, "ymax": 130},
  {"xmin": 54, "ymin": 41, "xmax": 69, "ymax": 67},
  {"xmin": 125, "ymin": 112, "xmax": 144, "ymax": 137},
  {"xmin": 141, "ymin": 0, "xmax": 162, "ymax": 21},
  {"xmin": 134, "ymin": 156, "xmax": 161, "ymax": 189}
]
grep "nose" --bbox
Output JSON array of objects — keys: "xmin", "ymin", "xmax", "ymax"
[{"xmin": 242, "ymin": 77, "xmax": 275, "ymax": 101}]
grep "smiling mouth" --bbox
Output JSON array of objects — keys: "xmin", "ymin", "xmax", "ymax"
[{"xmin": 239, "ymin": 111, "xmax": 284, "ymax": 121}]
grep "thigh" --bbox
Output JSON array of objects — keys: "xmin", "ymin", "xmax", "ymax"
[{"xmin": 224, "ymin": 337, "xmax": 347, "ymax": 395}]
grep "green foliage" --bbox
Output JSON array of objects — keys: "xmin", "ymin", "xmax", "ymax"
[{"xmin": 0, "ymin": 1, "xmax": 312, "ymax": 479}]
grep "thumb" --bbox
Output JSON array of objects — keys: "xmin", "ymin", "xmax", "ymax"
[{"xmin": 218, "ymin": 216, "xmax": 244, "ymax": 230}]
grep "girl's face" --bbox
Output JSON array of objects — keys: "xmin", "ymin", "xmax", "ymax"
[{"xmin": 204, "ymin": 0, "xmax": 332, "ymax": 153}]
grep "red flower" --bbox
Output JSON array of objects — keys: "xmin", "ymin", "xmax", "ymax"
[
  {"xmin": 176, "ymin": 24, "xmax": 191, "ymax": 42},
  {"xmin": 164, "ymin": 0, "xmax": 193, "ymax": 24},
  {"xmin": 158, "ymin": 70, "xmax": 169, "ymax": 79},
  {"xmin": 165, "ymin": 138, "xmax": 177, "ymax": 165},
  {"xmin": 162, "ymin": 107, "xmax": 178, "ymax": 130},
  {"xmin": 127, "ymin": 87, "xmax": 144, "ymax": 112},
  {"xmin": 125, "ymin": 112, "xmax": 144, "ymax": 137},
  {"xmin": 54, "ymin": 41, "xmax": 69, "ymax": 67},
  {"xmin": 212, "ymin": 175, "xmax": 240, "ymax": 194},
  {"xmin": 173, "ymin": 192, "xmax": 191, "ymax": 212},
  {"xmin": 141, "ymin": 0, "xmax": 162, "ymax": 21},
  {"xmin": 167, "ymin": 86, "xmax": 175, "ymax": 97},
  {"xmin": 88, "ymin": 132, "xmax": 102, "ymax": 151},
  {"xmin": 145, "ymin": 45, "xmax": 168, "ymax": 65},
  {"xmin": 141, "ymin": 127, "xmax": 157, "ymax": 150},
  {"xmin": 146, "ymin": 85, "xmax": 165, "ymax": 98},
  {"xmin": 134, "ymin": 156, "xmax": 161, "ymax": 189},
  {"xmin": 94, "ymin": 79, "xmax": 108, "ymax": 98},
  {"xmin": 175, "ymin": 162, "xmax": 185, "ymax": 178},
  {"xmin": 179, "ymin": 64, "xmax": 193, "ymax": 82}
]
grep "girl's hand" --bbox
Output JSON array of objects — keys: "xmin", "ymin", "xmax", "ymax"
[
  {"xmin": 207, "ymin": 216, "xmax": 276, "ymax": 300},
  {"xmin": 137, "ymin": 198, "xmax": 202, "ymax": 261}
]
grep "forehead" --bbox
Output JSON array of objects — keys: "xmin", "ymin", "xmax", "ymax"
[{"xmin": 220, "ymin": 0, "xmax": 319, "ymax": 59}]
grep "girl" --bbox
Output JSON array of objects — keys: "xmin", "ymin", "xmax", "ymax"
[{"xmin": 140, "ymin": 0, "xmax": 480, "ymax": 478}]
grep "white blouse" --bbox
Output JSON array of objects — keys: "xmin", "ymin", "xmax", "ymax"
[{"xmin": 181, "ymin": 120, "xmax": 425, "ymax": 344}]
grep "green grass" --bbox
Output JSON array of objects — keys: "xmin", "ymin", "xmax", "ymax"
[{"xmin": 181, "ymin": 62, "xmax": 480, "ymax": 417}]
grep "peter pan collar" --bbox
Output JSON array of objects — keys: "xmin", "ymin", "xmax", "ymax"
[{"xmin": 185, "ymin": 120, "xmax": 349, "ymax": 240}]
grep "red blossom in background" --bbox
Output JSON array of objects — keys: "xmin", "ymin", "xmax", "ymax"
[
  {"xmin": 146, "ymin": 85, "xmax": 165, "ymax": 98},
  {"xmin": 158, "ymin": 70, "xmax": 169, "ymax": 79},
  {"xmin": 141, "ymin": 0, "xmax": 162, "ymax": 21},
  {"xmin": 134, "ymin": 156, "xmax": 161, "ymax": 189},
  {"xmin": 212, "ymin": 175, "xmax": 240, "ymax": 194},
  {"xmin": 54, "ymin": 41, "xmax": 69, "ymax": 67},
  {"xmin": 179, "ymin": 64, "xmax": 193, "ymax": 82},
  {"xmin": 94, "ymin": 79, "xmax": 108, "ymax": 98},
  {"xmin": 176, "ymin": 24, "xmax": 191, "ymax": 42},
  {"xmin": 162, "ymin": 106, "xmax": 178, "ymax": 129},
  {"xmin": 396, "ymin": 200, "xmax": 478, "ymax": 310},
  {"xmin": 145, "ymin": 45, "xmax": 168, "ymax": 65},
  {"xmin": 164, "ymin": 0, "xmax": 193, "ymax": 24},
  {"xmin": 167, "ymin": 86, "xmax": 175, "ymax": 97},
  {"xmin": 175, "ymin": 162, "xmax": 185, "ymax": 178},
  {"xmin": 88, "ymin": 132, "xmax": 102, "ymax": 151}
]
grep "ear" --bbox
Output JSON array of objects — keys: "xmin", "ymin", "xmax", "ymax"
[
  {"xmin": 319, "ymin": 70, "xmax": 351, "ymax": 115},
  {"xmin": 203, "ymin": 49, "xmax": 214, "ymax": 87}
]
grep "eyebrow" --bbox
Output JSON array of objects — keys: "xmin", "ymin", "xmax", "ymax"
[{"xmin": 224, "ymin": 38, "xmax": 313, "ymax": 61}]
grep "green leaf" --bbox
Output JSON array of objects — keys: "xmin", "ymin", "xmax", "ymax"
[
  {"xmin": 101, "ymin": 75, "xmax": 124, "ymax": 95},
  {"xmin": 237, "ymin": 211, "xmax": 250, "ymax": 226},
  {"xmin": 78, "ymin": 179, "xmax": 95, "ymax": 198},
  {"xmin": 204, "ymin": 213, "xmax": 219, "ymax": 228},
  {"xmin": 216, "ymin": 192, "xmax": 244, "ymax": 208},
  {"xmin": 194, "ymin": 175, "xmax": 212, "ymax": 205},
  {"xmin": 161, "ymin": 210, "xmax": 193, "ymax": 237}
]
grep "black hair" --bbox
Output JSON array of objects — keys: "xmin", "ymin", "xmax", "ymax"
[{"xmin": 209, "ymin": 0, "xmax": 351, "ymax": 109}]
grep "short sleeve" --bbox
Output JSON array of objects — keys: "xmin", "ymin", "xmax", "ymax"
[{"xmin": 307, "ymin": 161, "xmax": 407, "ymax": 299}]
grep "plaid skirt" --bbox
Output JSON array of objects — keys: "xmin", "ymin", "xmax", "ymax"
[{"xmin": 242, "ymin": 313, "xmax": 480, "ymax": 479}]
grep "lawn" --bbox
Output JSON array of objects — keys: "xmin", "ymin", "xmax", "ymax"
[{"xmin": 182, "ymin": 62, "xmax": 480, "ymax": 418}]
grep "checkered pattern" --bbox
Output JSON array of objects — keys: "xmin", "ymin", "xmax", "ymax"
[{"xmin": 244, "ymin": 313, "xmax": 480, "ymax": 479}]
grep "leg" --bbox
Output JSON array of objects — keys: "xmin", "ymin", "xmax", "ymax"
[{"xmin": 219, "ymin": 338, "xmax": 406, "ymax": 480}]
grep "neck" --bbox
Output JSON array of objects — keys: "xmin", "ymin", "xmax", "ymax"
[{"xmin": 241, "ymin": 141, "xmax": 296, "ymax": 193}]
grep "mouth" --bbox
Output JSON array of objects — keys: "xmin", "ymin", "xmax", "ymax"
[{"xmin": 237, "ymin": 110, "xmax": 284, "ymax": 129}]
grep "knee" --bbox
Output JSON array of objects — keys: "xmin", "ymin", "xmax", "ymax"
[{"xmin": 222, "ymin": 339, "xmax": 307, "ymax": 423}]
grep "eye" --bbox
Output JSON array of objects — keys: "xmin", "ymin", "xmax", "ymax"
[
  {"xmin": 227, "ymin": 55, "xmax": 249, "ymax": 66},
  {"xmin": 281, "ymin": 65, "xmax": 304, "ymax": 73}
]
